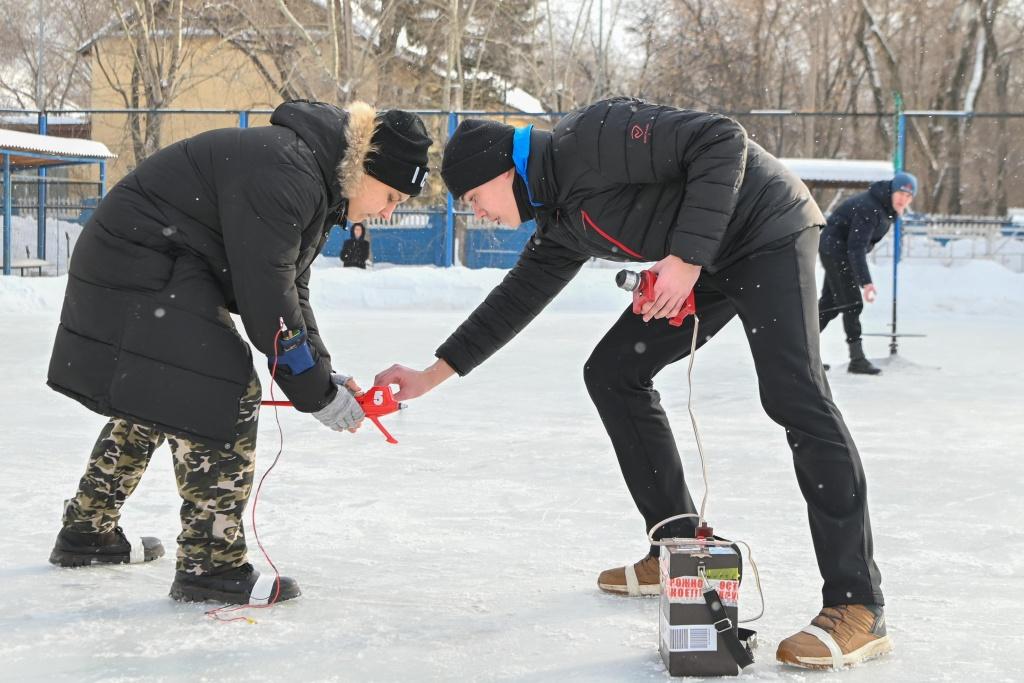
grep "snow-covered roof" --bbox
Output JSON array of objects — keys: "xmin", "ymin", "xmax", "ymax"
[
  {"xmin": 0, "ymin": 128, "xmax": 115, "ymax": 161},
  {"xmin": 465, "ymin": 71, "xmax": 547, "ymax": 114},
  {"xmin": 504, "ymin": 87, "xmax": 545, "ymax": 114},
  {"xmin": 780, "ymin": 158, "xmax": 894, "ymax": 184}
]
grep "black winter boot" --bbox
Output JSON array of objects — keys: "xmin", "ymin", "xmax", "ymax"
[
  {"xmin": 847, "ymin": 340, "xmax": 881, "ymax": 375},
  {"xmin": 170, "ymin": 563, "xmax": 301, "ymax": 605},
  {"xmin": 49, "ymin": 526, "xmax": 165, "ymax": 567}
]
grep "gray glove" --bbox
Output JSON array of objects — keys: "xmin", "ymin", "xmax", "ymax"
[{"xmin": 312, "ymin": 373, "xmax": 365, "ymax": 432}]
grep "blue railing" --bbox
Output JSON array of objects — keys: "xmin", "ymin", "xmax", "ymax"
[
  {"xmin": 3, "ymin": 109, "xmax": 561, "ymax": 270},
  {"xmin": 322, "ymin": 211, "xmax": 449, "ymax": 266},
  {"xmin": 319, "ymin": 209, "xmax": 535, "ymax": 268},
  {"xmin": 7, "ymin": 107, "xmax": 1024, "ymax": 274}
]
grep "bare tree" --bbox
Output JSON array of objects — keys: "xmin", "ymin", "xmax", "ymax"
[
  {"xmin": 8, "ymin": 0, "xmax": 1024, "ymax": 214},
  {"xmin": 990, "ymin": 6, "xmax": 1024, "ymax": 215},
  {"xmin": 206, "ymin": 0, "xmax": 535, "ymax": 109},
  {"xmin": 615, "ymin": 0, "xmax": 1024, "ymax": 214},
  {"xmin": 84, "ymin": 0, "xmax": 205, "ymax": 165},
  {"xmin": 205, "ymin": 1, "xmax": 329, "ymax": 102},
  {"xmin": 0, "ymin": 0, "xmax": 106, "ymax": 110}
]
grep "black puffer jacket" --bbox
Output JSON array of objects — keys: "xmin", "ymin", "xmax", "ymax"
[
  {"xmin": 437, "ymin": 97, "xmax": 825, "ymax": 375},
  {"xmin": 47, "ymin": 100, "xmax": 379, "ymax": 445},
  {"xmin": 819, "ymin": 180, "xmax": 897, "ymax": 285}
]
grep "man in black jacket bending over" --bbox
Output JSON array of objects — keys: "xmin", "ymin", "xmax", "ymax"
[
  {"xmin": 375, "ymin": 98, "xmax": 891, "ymax": 670},
  {"xmin": 47, "ymin": 101, "xmax": 432, "ymax": 605},
  {"xmin": 819, "ymin": 172, "xmax": 917, "ymax": 374}
]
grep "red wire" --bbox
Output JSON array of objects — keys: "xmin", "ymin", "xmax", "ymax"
[{"xmin": 206, "ymin": 324, "xmax": 286, "ymax": 623}]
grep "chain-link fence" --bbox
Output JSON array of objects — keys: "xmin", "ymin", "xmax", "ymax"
[{"xmin": 5, "ymin": 172, "xmax": 102, "ymax": 222}]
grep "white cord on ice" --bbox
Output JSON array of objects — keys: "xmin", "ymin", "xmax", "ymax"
[
  {"xmin": 686, "ymin": 315, "xmax": 710, "ymax": 523},
  {"xmin": 734, "ymin": 539, "xmax": 765, "ymax": 623},
  {"xmin": 645, "ymin": 311, "xmax": 765, "ymax": 624}
]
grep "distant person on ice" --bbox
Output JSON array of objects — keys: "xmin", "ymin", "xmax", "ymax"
[
  {"xmin": 341, "ymin": 221, "xmax": 371, "ymax": 268},
  {"xmin": 818, "ymin": 171, "xmax": 918, "ymax": 375},
  {"xmin": 375, "ymin": 98, "xmax": 891, "ymax": 670},
  {"xmin": 46, "ymin": 101, "xmax": 432, "ymax": 605}
]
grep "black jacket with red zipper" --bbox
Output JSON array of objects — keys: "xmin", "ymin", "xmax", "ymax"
[{"xmin": 436, "ymin": 97, "xmax": 826, "ymax": 376}]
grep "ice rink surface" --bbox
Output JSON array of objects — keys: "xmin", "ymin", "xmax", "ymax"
[{"xmin": 1, "ymin": 258, "xmax": 1021, "ymax": 681}]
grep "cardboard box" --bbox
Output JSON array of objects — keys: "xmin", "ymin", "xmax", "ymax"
[{"xmin": 659, "ymin": 542, "xmax": 742, "ymax": 677}]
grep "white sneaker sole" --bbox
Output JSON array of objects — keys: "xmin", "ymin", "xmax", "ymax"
[
  {"xmin": 783, "ymin": 635, "xmax": 894, "ymax": 670},
  {"xmin": 597, "ymin": 582, "xmax": 660, "ymax": 596}
]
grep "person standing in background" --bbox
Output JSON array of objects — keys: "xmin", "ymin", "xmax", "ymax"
[
  {"xmin": 341, "ymin": 222, "xmax": 371, "ymax": 268},
  {"xmin": 818, "ymin": 172, "xmax": 918, "ymax": 374}
]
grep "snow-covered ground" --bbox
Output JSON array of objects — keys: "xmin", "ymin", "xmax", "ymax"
[
  {"xmin": 1, "ymin": 258, "xmax": 1022, "ymax": 682},
  {"xmin": 872, "ymin": 233, "xmax": 1024, "ymax": 273},
  {"xmin": 3, "ymin": 215, "xmax": 84, "ymax": 274}
]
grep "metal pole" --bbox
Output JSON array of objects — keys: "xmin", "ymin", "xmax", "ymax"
[
  {"xmin": 238, "ymin": 110, "xmax": 249, "ymax": 128},
  {"xmin": 778, "ymin": 114, "xmax": 785, "ymax": 156},
  {"xmin": 38, "ymin": 111, "xmax": 48, "ymax": 261},
  {"xmin": 99, "ymin": 160, "xmax": 107, "ymax": 197},
  {"xmin": 891, "ymin": 101, "xmax": 907, "ymax": 356},
  {"xmin": 34, "ymin": 0, "xmax": 46, "ymax": 264},
  {"xmin": 3, "ymin": 153, "xmax": 12, "ymax": 275},
  {"xmin": 444, "ymin": 111, "xmax": 458, "ymax": 267},
  {"xmin": 36, "ymin": 0, "xmax": 44, "ymax": 107},
  {"xmin": 597, "ymin": 0, "xmax": 604, "ymax": 97}
]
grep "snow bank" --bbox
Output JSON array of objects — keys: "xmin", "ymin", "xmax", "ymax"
[
  {"xmin": 305, "ymin": 256, "xmax": 1024, "ymax": 318},
  {"xmin": 3, "ymin": 254, "xmax": 1022, "ymax": 318},
  {"xmin": 2, "ymin": 214, "xmax": 84, "ymax": 271},
  {"xmin": 0, "ymin": 274, "xmax": 67, "ymax": 313},
  {"xmin": 872, "ymin": 234, "xmax": 1024, "ymax": 272}
]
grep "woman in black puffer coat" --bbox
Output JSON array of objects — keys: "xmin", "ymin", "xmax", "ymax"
[{"xmin": 47, "ymin": 101, "xmax": 432, "ymax": 604}]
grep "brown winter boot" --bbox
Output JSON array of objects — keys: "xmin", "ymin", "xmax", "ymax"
[
  {"xmin": 776, "ymin": 604, "xmax": 893, "ymax": 670},
  {"xmin": 597, "ymin": 555, "xmax": 661, "ymax": 596}
]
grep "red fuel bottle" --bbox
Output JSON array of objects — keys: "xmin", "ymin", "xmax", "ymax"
[{"xmin": 616, "ymin": 269, "xmax": 696, "ymax": 326}]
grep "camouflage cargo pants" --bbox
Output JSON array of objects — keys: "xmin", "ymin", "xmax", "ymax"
[{"xmin": 62, "ymin": 372, "xmax": 262, "ymax": 575}]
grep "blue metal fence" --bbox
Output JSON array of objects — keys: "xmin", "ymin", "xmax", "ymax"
[
  {"xmin": 319, "ymin": 211, "xmax": 535, "ymax": 268},
  {"xmin": 3, "ymin": 108, "xmax": 561, "ymax": 271},
  {"xmin": 462, "ymin": 220, "xmax": 535, "ymax": 268},
  {"xmin": 315, "ymin": 110, "xmax": 541, "ymax": 268},
  {"xmin": 322, "ymin": 211, "xmax": 449, "ymax": 266},
  {"xmin": 7, "ymin": 106, "xmax": 1024, "ymax": 277}
]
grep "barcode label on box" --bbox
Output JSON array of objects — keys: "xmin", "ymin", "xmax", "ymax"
[{"xmin": 664, "ymin": 624, "xmax": 717, "ymax": 652}]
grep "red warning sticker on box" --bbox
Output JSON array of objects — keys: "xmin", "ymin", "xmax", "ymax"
[{"xmin": 665, "ymin": 576, "xmax": 739, "ymax": 606}]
